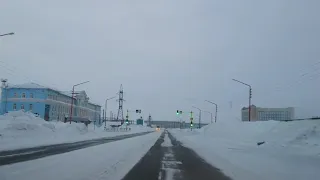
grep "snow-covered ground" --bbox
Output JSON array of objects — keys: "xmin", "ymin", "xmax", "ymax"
[
  {"xmin": 0, "ymin": 111, "xmax": 154, "ymax": 151},
  {"xmin": 170, "ymin": 120, "xmax": 320, "ymax": 180},
  {"xmin": 0, "ymin": 131, "xmax": 161, "ymax": 180}
]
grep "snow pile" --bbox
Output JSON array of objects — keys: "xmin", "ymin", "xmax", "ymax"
[
  {"xmin": 0, "ymin": 111, "xmax": 154, "ymax": 151},
  {"xmin": 0, "ymin": 111, "xmax": 56, "ymax": 137},
  {"xmin": 170, "ymin": 120, "xmax": 320, "ymax": 180},
  {"xmin": 0, "ymin": 111, "xmax": 89, "ymax": 139},
  {"xmin": 176, "ymin": 120, "xmax": 320, "ymax": 149},
  {"xmin": 0, "ymin": 131, "xmax": 162, "ymax": 180}
]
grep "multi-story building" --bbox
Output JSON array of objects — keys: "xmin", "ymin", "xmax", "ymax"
[
  {"xmin": 0, "ymin": 83, "xmax": 101, "ymax": 122},
  {"xmin": 242, "ymin": 105, "xmax": 294, "ymax": 121}
]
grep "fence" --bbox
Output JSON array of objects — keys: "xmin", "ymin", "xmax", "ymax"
[{"xmin": 104, "ymin": 127, "xmax": 131, "ymax": 132}]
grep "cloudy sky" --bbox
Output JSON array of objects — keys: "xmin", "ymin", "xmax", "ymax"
[{"xmin": 0, "ymin": 0, "xmax": 319, "ymax": 122}]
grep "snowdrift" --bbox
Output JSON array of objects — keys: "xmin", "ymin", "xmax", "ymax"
[
  {"xmin": 170, "ymin": 120, "xmax": 320, "ymax": 180},
  {"xmin": 174, "ymin": 120, "xmax": 320, "ymax": 148},
  {"xmin": 0, "ymin": 111, "xmax": 154, "ymax": 151}
]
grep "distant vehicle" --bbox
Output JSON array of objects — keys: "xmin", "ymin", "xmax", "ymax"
[{"xmin": 156, "ymin": 126, "xmax": 160, "ymax": 131}]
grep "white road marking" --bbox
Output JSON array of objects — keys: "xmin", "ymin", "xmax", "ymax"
[{"xmin": 159, "ymin": 131, "xmax": 182, "ymax": 180}]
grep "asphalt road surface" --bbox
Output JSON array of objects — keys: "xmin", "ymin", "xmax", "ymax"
[
  {"xmin": 122, "ymin": 130, "xmax": 232, "ymax": 180},
  {"xmin": 0, "ymin": 131, "xmax": 152, "ymax": 166}
]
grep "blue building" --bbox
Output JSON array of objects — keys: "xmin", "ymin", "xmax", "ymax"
[{"xmin": 1, "ymin": 83, "xmax": 101, "ymax": 122}]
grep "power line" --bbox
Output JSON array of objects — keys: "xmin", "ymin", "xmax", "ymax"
[
  {"xmin": 272, "ymin": 61, "xmax": 320, "ymax": 93},
  {"xmin": 0, "ymin": 61, "xmax": 61, "ymax": 89}
]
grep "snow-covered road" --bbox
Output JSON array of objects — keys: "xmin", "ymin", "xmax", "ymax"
[{"xmin": 0, "ymin": 132, "xmax": 161, "ymax": 180}]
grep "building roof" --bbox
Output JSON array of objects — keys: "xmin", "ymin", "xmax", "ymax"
[
  {"xmin": 88, "ymin": 101, "xmax": 101, "ymax": 107},
  {"xmin": 8, "ymin": 82, "xmax": 48, "ymax": 89},
  {"xmin": 7, "ymin": 82, "xmax": 64, "ymax": 93}
]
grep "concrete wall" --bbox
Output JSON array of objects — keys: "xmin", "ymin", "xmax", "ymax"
[{"xmin": 151, "ymin": 120, "xmax": 208, "ymax": 128}]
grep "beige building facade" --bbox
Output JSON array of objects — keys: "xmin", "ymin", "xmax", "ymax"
[{"xmin": 242, "ymin": 105, "xmax": 294, "ymax": 121}]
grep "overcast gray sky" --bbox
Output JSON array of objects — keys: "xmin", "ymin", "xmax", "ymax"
[{"xmin": 1, "ymin": 0, "xmax": 319, "ymax": 122}]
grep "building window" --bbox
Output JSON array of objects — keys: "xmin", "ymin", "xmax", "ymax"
[
  {"xmin": 30, "ymin": 93, "xmax": 33, "ymax": 98},
  {"xmin": 22, "ymin": 93, "xmax": 26, "ymax": 98},
  {"xmin": 29, "ymin": 104, "xmax": 33, "ymax": 111},
  {"xmin": 13, "ymin": 104, "xmax": 16, "ymax": 110},
  {"xmin": 21, "ymin": 104, "xmax": 24, "ymax": 110}
]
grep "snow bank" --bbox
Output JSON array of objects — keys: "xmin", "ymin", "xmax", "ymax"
[
  {"xmin": 0, "ymin": 131, "xmax": 162, "ymax": 180},
  {"xmin": 0, "ymin": 111, "xmax": 154, "ymax": 151},
  {"xmin": 170, "ymin": 120, "xmax": 320, "ymax": 180}
]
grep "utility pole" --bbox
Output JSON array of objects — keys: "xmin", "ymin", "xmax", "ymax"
[
  {"xmin": 192, "ymin": 106, "xmax": 202, "ymax": 128},
  {"xmin": 232, "ymin": 79, "xmax": 252, "ymax": 121},
  {"xmin": 203, "ymin": 110, "xmax": 213, "ymax": 124},
  {"xmin": 102, "ymin": 109, "xmax": 105, "ymax": 125},
  {"xmin": 1, "ymin": 79, "xmax": 8, "ymax": 114},
  {"xmin": 105, "ymin": 96, "xmax": 116, "ymax": 128},
  {"xmin": 205, "ymin": 100, "xmax": 218, "ymax": 123},
  {"xmin": 69, "ymin": 81, "xmax": 90, "ymax": 124}
]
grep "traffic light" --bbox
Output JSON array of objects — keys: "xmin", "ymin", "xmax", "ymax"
[
  {"xmin": 249, "ymin": 88, "xmax": 252, "ymax": 98},
  {"xmin": 176, "ymin": 110, "xmax": 179, "ymax": 115},
  {"xmin": 190, "ymin": 111, "xmax": 193, "ymax": 128},
  {"xmin": 136, "ymin": 110, "xmax": 139, "ymax": 113},
  {"xmin": 126, "ymin": 115, "xmax": 129, "ymax": 124}
]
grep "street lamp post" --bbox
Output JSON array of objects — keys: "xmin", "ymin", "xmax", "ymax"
[
  {"xmin": 203, "ymin": 110, "xmax": 213, "ymax": 124},
  {"xmin": 104, "ymin": 96, "xmax": 116, "ymax": 128},
  {"xmin": 205, "ymin": 100, "xmax": 218, "ymax": 123},
  {"xmin": 0, "ymin": 32, "xmax": 14, "ymax": 37},
  {"xmin": 232, "ymin": 79, "xmax": 252, "ymax": 121},
  {"xmin": 192, "ymin": 106, "xmax": 202, "ymax": 128},
  {"xmin": 69, "ymin": 81, "xmax": 90, "ymax": 124}
]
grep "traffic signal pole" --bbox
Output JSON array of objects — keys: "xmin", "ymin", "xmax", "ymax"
[
  {"xmin": 249, "ymin": 87, "xmax": 252, "ymax": 122},
  {"xmin": 190, "ymin": 111, "xmax": 193, "ymax": 130},
  {"xmin": 126, "ymin": 110, "xmax": 129, "ymax": 125},
  {"xmin": 192, "ymin": 106, "xmax": 202, "ymax": 128}
]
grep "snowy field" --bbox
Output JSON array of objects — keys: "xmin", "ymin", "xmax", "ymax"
[
  {"xmin": 170, "ymin": 120, "xmax": 320, "ymax": 180},
  {"xmin": 0, "ymin": 131, "xmax": 162, "ymax": 180},
  {"xmin": 0, "ymin": 111, "xmax": 154, "ymax": 151}
]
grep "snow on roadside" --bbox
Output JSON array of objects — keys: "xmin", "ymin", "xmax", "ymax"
[
  {"xmin": 0, "ymin": 111, "xmax": 154, "ymax": 151},
  {"xmin": 0, "ymin": 131, "xmax": 162, "ymax": 180},
  {"xmin": 169, "ymin": 120, "xmax": 320, "ymax": 180}
]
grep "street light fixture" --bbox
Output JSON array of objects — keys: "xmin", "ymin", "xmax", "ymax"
[
  {"xmin": 205, "ymin": 100, "xmax": 218, "ymax": 123},
  {"xmin": 104, "ymin": 96, "xmax": 116, "ymax": 128},
  {"xmin": 203, "ymin": 110, "xmax": 213, "ymax": 124},
  {"xmin": 192, "ymin": 106, "xmax": 202, "ymax": 128},
  {"xmin": 0, "ymin": 32, "xmax": 14, "ymax": 37},
  {"xmin": 232, "ymin": 79, "xmax": 252, "ymax": 121},
  {"xmin": 69, "ymin": 81, "xmax": 90, "ymax": 124}
]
